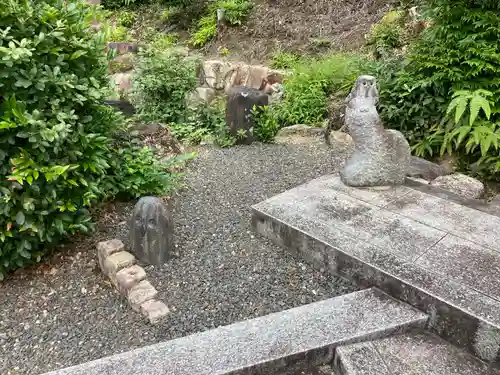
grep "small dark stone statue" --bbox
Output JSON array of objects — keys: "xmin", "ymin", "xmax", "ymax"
[
  {"xmin": 130, "ymin": 197, "xmax": 173, "ymax": 265},
  {"xmin": 225, "ymin": 85, "xmax": 268, "ymax": 144}
]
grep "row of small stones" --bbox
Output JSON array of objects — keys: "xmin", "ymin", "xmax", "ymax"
[{"xmin": 97, "ymin": 239, "xmax": 170, "ymax": 325}]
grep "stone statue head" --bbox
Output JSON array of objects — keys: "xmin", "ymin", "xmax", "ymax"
[
  {"xmin": 345, "ymin": 75, "xmax": 379, "ymax": 107},
  {"xmin": 130, "ymin": 196, "xmax": 173, "ymax": 265}
]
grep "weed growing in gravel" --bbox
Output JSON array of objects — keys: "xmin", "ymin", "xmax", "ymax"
[{"xmin": 117, "ymin": 11, "xmax": 136, "ymax": 27}]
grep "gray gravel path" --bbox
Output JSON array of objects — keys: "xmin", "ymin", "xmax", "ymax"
[{"xmin": 0, "ymin": 139, "xmax": 355, "ymax": 375}]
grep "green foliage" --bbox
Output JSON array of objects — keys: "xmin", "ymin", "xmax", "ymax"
[
  {"xmin": 130, "ymin": 47, "xmax": 199, "ymax": 123},
  {"xmin": 217, "ymin": 0, "xmax": 253, "ymax": 25},
  {"xmin": 108, "ymin": 25, "xmax": 131, "ymax": 42},
  {"xmin": 170, "ymin": 102, "xmax": 227, "ymax": 144},
  {"xmin": 107, "ymin": 142, "xmax": 194, "ymax": 198},
  {"xmin": 117, "ymin": 11, "xmax": 136, "ymax": 27},
  {"xmin": 190, "ymin": 14, "xmax": 217, "ymax": 47},
  {"xmin": 0, "ymin": 0, "xmax": 181, "ymax": 279},
  {"xmin": 276, "ymin": 53, "xmax": 373, "ymax": 126},
  {"xmin": 270, "ymin": 50, "xmax": 299, "ymax": 69},
  {"xmin": 102, "ymin": 0, "xmax": 144, "ymax": 9},
  {"xmin": 378, "ymin": 0, "xmax": 500, "ymax": 178},
  {"xmin": 366, "ymin": 10, "xmax": 405, "ymax": 57},
  {"xmin": 251, "ymin": 105, "xmax": 280, "ymax": 143},
  {"xmin": 150, "ymin": 33, "xmax": 179, "ymax": 50},
  {"xmin": 190, "ymin": 0, "xmax": 253, "ymax": 47}
]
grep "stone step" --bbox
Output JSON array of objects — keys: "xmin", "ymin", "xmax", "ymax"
[
  {"xmin": 42, "ymin": 288, "xmax": 427, "ymax": 375},
  {"xmin": 252, "ymin": 174, "xmax": 500, "ymax": 363},
  {"xmin": 335, "ymin": 332, "xmax": 499, "ymax": 375}
]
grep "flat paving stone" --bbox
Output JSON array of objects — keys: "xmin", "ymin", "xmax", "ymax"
[
  {"xmin": 42, "ymin": 288, "xmax": 427, "ymax": 375},
  {"xmin": 336, "ymin": 333, "xmax": 500, "ymax": 375},
  {"xmin": 385, "ymin": 189, "xmax": 500, "ymax": 252},
  {"xmin": 252, "ymin": 175, "xmax": 500, "ymax": 362}
]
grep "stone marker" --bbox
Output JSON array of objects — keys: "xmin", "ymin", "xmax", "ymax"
[
  {"xmin": 116, "ymin": 265, "xmax": 147, "ymax": 296},
  {"xmin": 140, "ymin": 300, "xmax": 170, "ymax": 324},
  {"xmin": 225, "ymin": 86, "xmax": 268, "ymax": 145},
  {"xmin": 128, "ymin": 280, "xmax": 158, "ymax": 312},
  {"xmin": 97, "ymin": 239, "xmax": 124, "ymax": 271},
  {"xmin": 130, "ymin": 196, "xmax": 174, "ymax": 265},
  {"xmin": 103, "ymin": 251, "xmax": 136, "ymax": 286},
  {"xmin": 341, "ymin": 75, "xmax": 411, "ymax": 187}
]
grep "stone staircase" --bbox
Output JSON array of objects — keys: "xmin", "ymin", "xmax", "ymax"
[
  {"xmin": 335, "ymin": 333, "xmax": 498, "ymax": 375},
  {"xmin": 43, "ymin": 288, "xmax": 427, "ymax": 375}
]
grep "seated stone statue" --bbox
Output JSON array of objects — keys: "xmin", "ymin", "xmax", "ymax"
[{"xmin": 340, "ymin": 75, "xmax": 411, "ymax": 187}]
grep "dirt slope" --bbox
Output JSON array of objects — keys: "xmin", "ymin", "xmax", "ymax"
[{"xmin": 204, "ymin": 0, "xmax": 397, "ymax": 63}]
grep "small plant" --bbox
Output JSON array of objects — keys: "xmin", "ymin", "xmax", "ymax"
[
  {"xmin": 150, "ymin": 33, "xmax": 179, "ymax": 50},
  {"xmin": 190, "ymin": 14, "xmax": 217, "ymax": 47},
  {"xmin": 366, "ymin": 10, "xmax": 405, "ymax": 58},
  {"xmin": 276, "ymin": 53, "xmax": 372, "ymax": 126},
  {"xmin": 190, "ymin": 0, "xmax": 253, "ymax": 47},
  {"xmin": 251, "ymin": 105, "xmax": 280, "ymax": 143},
  {"xmin": 117, "ymin": 11, "xmax": 136, "ymax": 27},
  {"xmin": 130, "ymin": 48, "xmax": 199, "ymax": 124},
  {"xmin": 270, "ymin": 50, "xmax": 299, "ymax": 69},
  {"xmin": 219, "ymin": 46, "xmax": 230, "ymax": 56},
  {"xmin": 217, "ymin": 0, "xmax": 253, "ymax": 25},
  {"xmin": 108, "ymin": 25, "xmax": 131, "ymax": 42}
]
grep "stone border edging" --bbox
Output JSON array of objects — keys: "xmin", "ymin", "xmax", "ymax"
[{"xmin": 96, "ymin": 239, "xmax": 169, "ymax": 324}]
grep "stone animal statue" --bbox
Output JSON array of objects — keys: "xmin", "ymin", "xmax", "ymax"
[{"xmin": 340, "ymin": 75, "xmax": 411, "ymax": 187}]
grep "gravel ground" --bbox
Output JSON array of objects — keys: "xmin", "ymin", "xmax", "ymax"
[{"xmin": 0, "ymin": 138, "xmax": 356, "ymax": 375}]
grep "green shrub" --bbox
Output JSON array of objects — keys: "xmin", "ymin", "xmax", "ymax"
[
  {"xmin": 102, "ymin": 0, "xmax": 143, "ymax": 9},
  {"xmin": 366, "ymin": 10, "xmax": 406, "ymax": 57},
  {"xmin": 130, "ymin": 47, "xmax": 200, "ymax": 123},
  {"xmin": 117, "ymin": 11, "xmax": 136, "ymax": 27},
  {"xmin": 171, "ymin": 101, "xmax": 227, "ymax": 144},
  {"xmin": 190, "ymin": 0, "xmax": 253, "ymax": 47},
  {"xmin": 270, "ymin": 50, "xmax": 299, "ymax": 69},
  {"xmin": 251, "ymin": 105, "xmax": 280, "ymax": 143},
  {"xmin": 0, "ymin": 0, "xmax": 181, "ymax": 279},
  {"xmin": 108, "ymin": 25, "xmax": 131, "ymax": 42},
  {"xmin": 276, "ymin": 53, "xmax": 373, "ymax": 126},
  {"xmin": 378, "ymin": 0, "xmax": 500, "ymax": 177}
]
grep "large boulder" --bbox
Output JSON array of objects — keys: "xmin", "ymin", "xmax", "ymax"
[
  {"xmin": 430, "ymin": 173, "xmax": 485, "ymax": 199},
  {"xmin": 225, "ymin": 86, "xmax": 268, "ymax": 145}
]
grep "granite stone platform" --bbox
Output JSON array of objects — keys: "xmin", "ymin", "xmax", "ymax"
[
  {"xmin": 252, "ymin": 175, "xmax": 500, "ymax": 364},
  {"xmin": 335, "ymin": 332, "xmax": 500, "ymax": 375},
  {"xmin": 42, "ymin": 288, "xmax": 426, "ymax": 375}
]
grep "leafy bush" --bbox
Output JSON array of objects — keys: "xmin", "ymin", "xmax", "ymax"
[
  {"xmin": 190, "ymin": 0, "xmax": 253, "ymax": 47},
  {"xmin": 276, "ymin": 53, "xmax": 373, "ymax": 126},
  {"xmin": 251, "ymin": 105, "xmax": 280, "ymax": 143},
  {"xmin": 117, "ymin": 11, "xmax": 136, "ymax": 27},
  {"xmin": 378, "ymin": 0, "xmax": 500, "ymax": 177},
  {"xmin": 102, "ymin": 0, "xmax": 144, "ymax": 9},
  {"xmin": 170, "ymin": 101, "xmax": 227, "ymax": 144},
  {"xmin": 130, "ymin": 48, "xmax": 200, "ymax": 123},
  {"xmin": 0, "ymin": 0, "xmax": 181, "ymax": 279},
  {"xmin": 108, "ymin": 25, "xmax": 131, "ymax": 42},
  {"xmin": 270, "ymin": 50, "xmax": 299, "ymax": 69},
  {"xmin": 366, "ymin": 10, "xmax": 406, "ymax": 58}
]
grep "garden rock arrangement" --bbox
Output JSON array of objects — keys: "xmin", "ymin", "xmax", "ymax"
[{"xmin": 97, "ymin": 239, "xmax": 170, "ymax": 325}]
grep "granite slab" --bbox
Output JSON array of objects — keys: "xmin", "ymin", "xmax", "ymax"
[
  {"xmin": 252, "ymin": 175, "xmax": 500, "ymax": 363},
  {"xmin": 42, "ymin": 288, "xmax": 427, "ymax": 375},
  {"xmin": 336, "ymin": 333, "xmax": 500, "ymax": 375}
]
